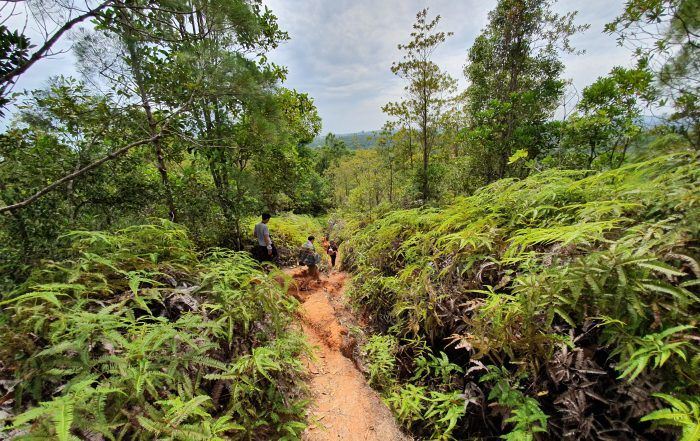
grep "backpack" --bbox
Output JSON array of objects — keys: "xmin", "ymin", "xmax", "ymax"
[{"xmin": 298, "ymin": 247, "xmax": 320, "ymax": 266}]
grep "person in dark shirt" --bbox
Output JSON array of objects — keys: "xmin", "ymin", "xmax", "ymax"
[{"xmin": 299, "ymin": 235, "xmax": 320, "ymax": 290}]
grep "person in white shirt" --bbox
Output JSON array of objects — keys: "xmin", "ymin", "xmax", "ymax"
[{"xmin": 253, "ymin": 213, "xmax": 277, "ymax": 263}]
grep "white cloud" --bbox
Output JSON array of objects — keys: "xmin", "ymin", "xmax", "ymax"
[
  {"xmin": 265, "ymin": 0, "xmax": 634, "ymax": 134},
  {"xmin": 5, "ymin": 0, "xmax": 636, "ymax": 134}
]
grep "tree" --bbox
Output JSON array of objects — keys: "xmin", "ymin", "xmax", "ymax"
[
  {"xmin": 384, "ymin": 8, "xmax": 457, "ymax": 203},
  {"xmin": 1, "ymin": 0, "xmax": 324, "ymax": 253},
  {"xmin": 257, "ymin": 89, "xmax": 324, "ymax": 215},
  {"xmin": 0, "ymin": 79, "xmax": 160, "ymax": 281},
  {"xmin": 315, "ymin": 133, "xmax": 350, "ymax": 175},
  {"xmin": 562, "ymin": 67, "xmax": 655, "ymax": 168},
  {"xmin": 113, "ymin": 16, "xmax": 179, "ymax": 221},
  {"xmin": 1, "ymin": 0, "xmax": 199, "ymax": 215},
  {"xmin": 326, "ymin": 149, "xmax": 392, "ymax": 213},
  {"xmin": 166, "ymin": 2, "xmax": 306, "ymax": 246},
  {"xmin": 383, "ymin": 101, "xmax": 416, "ymax": 167},
  {"xmin": 73, "ymin": 0, "xmax": 303, "ymax": 246},
  {"xmin": 607, "ymin": 0, "xmax": 700, "ymax": 146},
  {"xmin": 464, "ymin": 0, "xmax": 587, "ymax": 182}
]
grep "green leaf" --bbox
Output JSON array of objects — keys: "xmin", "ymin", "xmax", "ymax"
[
  {"xmin": 637, "ymin": 261, "xmax": 686, "ymax": 277},
  {"xmin": 508, "ymin": 149, "xmax": 529, "ymax": 164},
  {"xmin": 53, "ymin": 398, "xmax": 74, "ymax": 441}
]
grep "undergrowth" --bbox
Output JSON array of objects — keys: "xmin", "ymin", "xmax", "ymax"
[
  {"xmin": 346, "ymin": 146, "xmax": 700, "ymax": 440},
  {"xmin": 0, "ymin": 220, "xmax": 308, "ymax": 440}
]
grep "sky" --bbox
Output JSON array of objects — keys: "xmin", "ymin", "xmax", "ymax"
[
  {"xmin": 6, "ymin": 0, "xmax": 636, "ymax": 134},
  {"xmin": 263, "ymin": 0, "xmax": 635, "ymax": 134}
]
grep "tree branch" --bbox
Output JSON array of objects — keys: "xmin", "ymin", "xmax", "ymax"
[
  {"xmin": 0, "ymin": 134, "xmax": 159, "ymax": 214},
  {"xmin": 0, "ymin": 0, "xmax": 112, "ymax": 87}
]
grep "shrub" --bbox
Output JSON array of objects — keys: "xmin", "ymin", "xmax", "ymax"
[
  {"xmin": 344, "ymin": 151, "xmax": 700, "ymax": 439},
  {"xmin": 0, "ymin": 220, "xmax": 308, "ymax": 440},
  {"xmin": 362, "ymin": 334, "xmax": 398, "ymax": 390}
]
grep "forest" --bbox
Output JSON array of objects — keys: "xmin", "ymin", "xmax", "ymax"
[{"xmin": 0, "ymin": 0, "xmax": 698, "ymax": 440}]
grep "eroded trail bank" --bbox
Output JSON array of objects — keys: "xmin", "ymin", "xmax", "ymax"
[{"xmin": 286, "ymin": 268, "xmax": 408, "ymax": 441}]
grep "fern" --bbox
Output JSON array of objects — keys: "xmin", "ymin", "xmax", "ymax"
[
  {"xmin": 385, "ymin": 384, "xmax": 428, "ymax": 429},
  {"xmin": 3, "ymin": 223, "xmax": 309, "ymax": 440},
  {"xmin": 481, "ymin": 366, "xmax": 548, "ymax": 440},
  {"xmin": 617, "ymin": 325, "xmax": 694, "ymax": 381},
  {"xmin": 342, "ymin": 151, "xmax": 700, "ymax": 439},
  {"xmin": 641, "ymin": 394, "xmax": 700, "ymax": 441},
  {"xmin": 362, "ymin": 334, "xmax": 398, "ymax": 390}
]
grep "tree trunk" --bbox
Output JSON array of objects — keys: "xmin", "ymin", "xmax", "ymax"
[
  {"xmin": 152, "ymin": 133, "xmax": 177, "ymax": 222},
  {"xmin": 421, "ymin": 81, "xmax": 430, "ymax": 202},
  {"xmin": 407, "ymin": 125, "xmax": 413, "ymax": 166},
  {"xmin": 495, "ymin": 3, "xmax": 525, "ymax": 182},
  {"xmin": 587, "ymin": 143, "xmax": 597, "ymax": 169},
  {"xmin": 389, "ymin": 161, "xmax": 394, "ymax": 204},
  {"xmin": 9, "ymin": 210, "xmax": 31, "ymax": 264},
  {"xmin": 618, "ymin": 139, "xmax": 630, "ymax": 168},
  {"xmin": 123, "ymin": 35, "xmax": 178, "ymax": 222}
]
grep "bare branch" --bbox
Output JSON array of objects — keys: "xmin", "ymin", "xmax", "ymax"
[
  {"xmin": 0, "ymin": 0, "xmax": 112, "ymax": 87},
  {"xmin": 0, "ymin": 134, "xmax": 158, "ymax": 214}
]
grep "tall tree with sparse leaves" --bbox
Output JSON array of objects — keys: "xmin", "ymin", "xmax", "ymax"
[{"xmin": 384, "ymin": 8, "xmax": 457, "ymax": 203}]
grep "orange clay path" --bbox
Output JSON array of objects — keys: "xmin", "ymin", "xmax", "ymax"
[{"xmin": 285, "ymin": 268, "xmax": 409, "ymax": 441}]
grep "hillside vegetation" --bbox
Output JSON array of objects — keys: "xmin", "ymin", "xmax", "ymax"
[
  {"xmin": 341, "ymin": 142, "xmax": 699, "ymax": 440},
  {"xmin": 309, "ymin": 131, "xmax": 381, "ymax": 150},
  {"xmin": 1, "ymin": 0, "xmax": 698, "ymax": 439},
  {"xmin": 0, "ymin": 222, "xmax": 308, "ymax": 440}
]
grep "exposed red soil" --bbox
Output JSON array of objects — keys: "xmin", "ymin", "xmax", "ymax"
[{"xmin": 286, "ymin": 268, "xmax": 409, "ymax": 441}]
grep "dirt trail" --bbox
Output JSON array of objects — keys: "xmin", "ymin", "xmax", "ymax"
[{"xmin": 286, "ymin": 268, "xmax": 408, "ymax": 441}]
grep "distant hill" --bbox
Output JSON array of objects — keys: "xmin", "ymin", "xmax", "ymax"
[
  {"xmin": 309, "ymin": 130, "xmax": 382, "ymax": 150},
  {"xmin": 306, "ymin": 116, "xmax": 669, "ymax": 151}
]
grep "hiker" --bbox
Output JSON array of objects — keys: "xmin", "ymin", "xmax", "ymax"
[
  {"xmin": 321, "ymin": 234, "xmax": 331, "ymax": 267},
  {"xmin": 327, "ymin": 240, "xmax": 338, "ymax": 269},
  {"xmin": 253, "ymin": 213, "xmax": 277, "ymax": 263},
  {"xmin": 299, "ymin": 235, "xmax": 321, "ymax": 288}
]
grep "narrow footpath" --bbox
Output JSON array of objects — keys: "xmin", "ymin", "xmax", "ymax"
[{"xmin": 286, "ymin": 268, "xmax": 408, "ymax": 441}]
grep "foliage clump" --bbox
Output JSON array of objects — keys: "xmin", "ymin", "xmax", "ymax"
[
  {"xmin": 0, "ymin": 220, "xmax": 307, "ymax": 440},
  {"xmin": 343, "ymin": 147, "xmax": 700, "ymax": 439}
]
